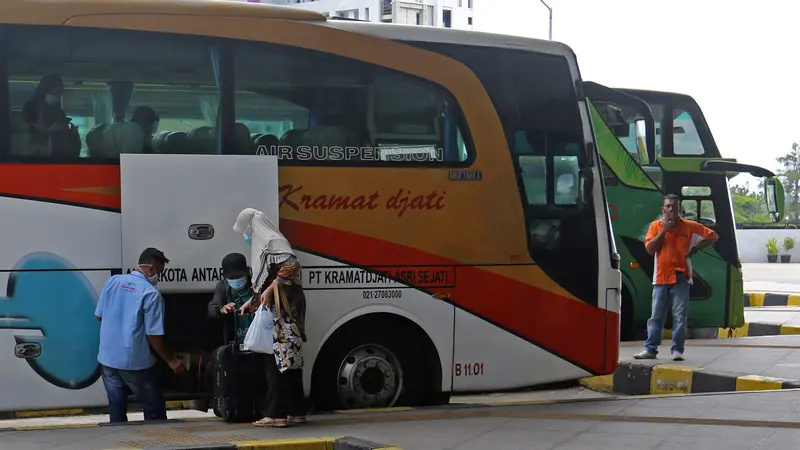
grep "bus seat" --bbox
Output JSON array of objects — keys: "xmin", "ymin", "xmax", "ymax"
[
  {"xmin": 102, "ymin": 122, "xmax": 144, "ymax": 158},
  {"xmin": 232, "ymin": 122, "xmax": 254, "ymax": 155},
  {"xmin": 163, "ymin": 131, "xmax": 189, "ymax": 154},
  {"xmin": 187, "ymin": 126, "xmax": 213, "ymax": 153},
  {"xmin": 254, "ymin": 134, "xmax": 279, "ymax": 153},
  {"xmin": 280, "ymin": 129, "xmax": 307, "ymax": 148},
  {"xmin": 250, "ymin": 133, "xmax": 262, "ymax": 144},
  {"xmin": 85, "ymin": 124, "xmax": 107, "ymax": 158},
  {"xmin": 151, "ymin": 130, "xmax": 172, "ymax": 153}
]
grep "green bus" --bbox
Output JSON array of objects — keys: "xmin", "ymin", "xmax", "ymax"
[{"xmin": 584, "ymin": 83, "xmax": 785, "ymax": 340}]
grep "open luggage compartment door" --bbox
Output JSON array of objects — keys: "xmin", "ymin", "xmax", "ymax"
[{"xmin": 120, "ymin": 154, "xmax": 279, "ymax": 293}]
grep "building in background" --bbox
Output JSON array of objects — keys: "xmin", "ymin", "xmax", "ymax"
[{"xmin": 254, "ymin": 0, "xmax": 473, "ymax": 29}]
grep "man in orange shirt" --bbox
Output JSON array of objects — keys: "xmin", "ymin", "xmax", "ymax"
[{"xmin": 633, "ymin": 194, "xmax": 718, "ymax": 361}]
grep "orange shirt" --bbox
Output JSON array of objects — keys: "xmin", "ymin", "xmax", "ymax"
[{"xmin": 645, "ymin": 218, "xmax": 718, "ymax": 285}]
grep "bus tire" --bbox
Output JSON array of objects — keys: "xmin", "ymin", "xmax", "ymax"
[{"xmin": 311, "ymin": 314, "xmax": 436, "ymax": 412}]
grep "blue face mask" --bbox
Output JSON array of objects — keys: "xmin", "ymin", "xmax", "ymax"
[
  {"xmin": 228, "ymin": 276, "xmax": 247, "ymax": 291},
  {"xmin": 244, "ymin": 235, "xmax": 252, "ymax": 245}
]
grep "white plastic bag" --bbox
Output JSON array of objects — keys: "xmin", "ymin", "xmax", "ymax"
[{"xmin": 242, "ymin": 306, "xmax": 274, "ymax": 354}]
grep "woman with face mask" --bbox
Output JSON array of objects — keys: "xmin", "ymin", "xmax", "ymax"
[
  {"xmin": 233, "ymin": 208, "xmax": 308, "ymax": 427},
  {"xmin": 207, "ymin": 252, "xmax": 256, "ymax": 345},
  {"xmin": 22, "ymin": 74, "xmax": 81, "ymax": 157}
]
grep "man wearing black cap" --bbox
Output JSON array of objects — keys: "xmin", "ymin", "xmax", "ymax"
[{"xmin": 208, "ymin": 253, "xmax": 255, "ymax": 345}]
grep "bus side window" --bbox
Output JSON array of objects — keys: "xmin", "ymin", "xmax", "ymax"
[
  {"xmin": 672, "ymin": 110, "xmax": 705, "ymax": 156},
  {"xmin": 231, "ymin": 41, "xmax": 472, "ymax": 166},
  {"xmin": 6, "ymin": 25, "xmax": 219, "ymax": 162}
]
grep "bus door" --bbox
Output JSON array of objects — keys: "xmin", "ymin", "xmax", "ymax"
[{"xmin": 120, "ymin": 153, "xmax": 278, "ymax": 363}]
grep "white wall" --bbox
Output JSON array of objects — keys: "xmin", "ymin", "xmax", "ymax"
[
  {"xmin": 277, "ymin": 0, "xmax": 381, "ymax": 21},
  {"xmin": 273, "ymin": 0, "xmax": 474, "ymax": 29},
  {"xmin": 736, "ymin": 229, "xmax": 800, "ymax": 263}
]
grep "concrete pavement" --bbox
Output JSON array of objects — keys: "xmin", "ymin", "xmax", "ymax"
[
  {"xmin": 6, "ymin": 390, "xmax": 800, "ymax": 449},
  {"xmin": 743, "ymin": 263, "xmax": 799, "ymax": 294}
]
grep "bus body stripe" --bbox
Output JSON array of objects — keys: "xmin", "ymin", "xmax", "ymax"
[{"xmin": 284, "ymin": 219, "xmax": 618, "ymax": 375}]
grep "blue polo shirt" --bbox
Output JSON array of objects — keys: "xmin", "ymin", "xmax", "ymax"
[{"xmin": 95, "ymin": 271, "xmax": 165, "ymax": 371}]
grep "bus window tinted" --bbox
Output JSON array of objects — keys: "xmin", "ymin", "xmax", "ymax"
[
  {"xmin": 233, "ymin": 42, "xmax": 471, "ymax": 165},
  {"xmin": 6, "ymin": 25, "xmax": 217, "ymax": 161}
]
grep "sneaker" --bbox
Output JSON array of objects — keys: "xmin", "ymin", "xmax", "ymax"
[
  {"xmin": 632, "ymin": 350, "xmax": 656, "ymax": 359},
  {"xmin": 671, "ymin": 351, "xmax": 684, "ymax": 361}
]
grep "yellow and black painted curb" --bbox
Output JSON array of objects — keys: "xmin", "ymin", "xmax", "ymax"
[
  {"xmin": 660, "ymin": 322, "xmax": 800, "ymax": 340},
  {"xmin": 135, "ymin": 436, "xmax": 400, "ymax": 450},
  {"xmin": 579, "ymin": 361, "xmax": 800, "ymax": 396},
  {"xmin": 745, "ymin": 292, "xmax": 800, "ymax": 307}
]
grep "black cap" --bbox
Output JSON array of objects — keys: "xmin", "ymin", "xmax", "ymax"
[{"xmin": 221, "ymin": 253, "xmax": 247, "ymax": 277}]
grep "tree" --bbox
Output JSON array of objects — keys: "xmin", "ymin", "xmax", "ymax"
[
  {"xmin": 729, "ymin": 182, "xmax": 770, "ymax": 224},
  {"xmin": 777, "ymin": 142, "xmax": 800, "ymax": 223}
]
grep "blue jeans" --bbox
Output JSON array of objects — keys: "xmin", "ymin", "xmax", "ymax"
[
  {"xmin": 101, "ymin": 364, "xmax": 167, "ymax": 423},
  {"xmin": 644, "ymin": 273, "xmax": 690, "ymax": 355}
]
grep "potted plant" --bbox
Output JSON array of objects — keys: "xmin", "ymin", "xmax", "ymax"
[
  {"xmin": 766, "ymin": 237, "xmax": 779, "ymax": 263},
  {"xmin": 782, "ymin": 236, "xmax": 795, "ymax": 263}
]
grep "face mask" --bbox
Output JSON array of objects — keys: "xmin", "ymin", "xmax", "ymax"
[
  {"xmin": 138, "ymin": 264, "xmax": 159, "ymax": 286},
  {"xmin": 228, "ymin": 276, "xmax": 247, "ymax": 291},
  {"xmin": 45, "ymin": 94, "xmax": 60, "ymax": 105},
  {"xmin": 244, "ymin": 235, "xmax": 252, "ymax": 245}
]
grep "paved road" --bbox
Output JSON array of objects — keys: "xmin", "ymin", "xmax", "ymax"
[
  {"xmin": 743, "ymin": 263, "xmax": 799, "ymax": 293},
  {"xmin": 5, "ymin": 390, "xmax": 800, "ymax": 449}
]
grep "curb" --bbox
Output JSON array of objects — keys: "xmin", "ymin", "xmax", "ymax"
[
  {"xmin": 717, "ymin": 322, "xmax": 800, "ymax": 338},
  {"xmin": 660, "ymin": 322, "xmax": 800, "ymax": 340},
  {"xmin": 140, "ymin": 436, "xmax": 399, "ymax": 450},
  {"xmin": 579, "ymin": 361, "xmax": 800, "ymax": 396},
  {"xmin": 745, "ymin": 292, "xmax": 800, "ymax": 307}
]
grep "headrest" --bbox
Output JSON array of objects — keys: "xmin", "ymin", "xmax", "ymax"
[
  {"xmin": 232, "ymin": 122, "xmax": 254, "ymax": 155},
  {"xmin": 163, "ymin": 131, "xmax": 188, "ymax": 154},
  {"xmin": 151, "ymin": 131, "xmax": 172, "ymax": 153},
  {"xmin": 187, "ymin": 126, "xmax": 213, "ymax": 153}
]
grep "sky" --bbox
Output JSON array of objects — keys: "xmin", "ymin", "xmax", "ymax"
[{"xmin": 473, "ymin": 0, "xmax": 799, "ymax": 190}]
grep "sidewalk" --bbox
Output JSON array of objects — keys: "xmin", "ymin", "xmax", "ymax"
[
  {"xmin": 582, "ymin": 335, "xmax": 800, "ymax": 395},
  {"xmin": 743, "ymin": 263, "xmax": 800, "ymax": 294}
]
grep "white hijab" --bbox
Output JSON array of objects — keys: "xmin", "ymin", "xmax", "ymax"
[{"xmin": 233, "ymin": 208, "xmax": 294, "ymax": 290}]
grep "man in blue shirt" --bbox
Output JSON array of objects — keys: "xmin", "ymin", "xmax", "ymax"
[{"xmin": 95, "ymin": 247, "xmax": 184, "ymax": 423}]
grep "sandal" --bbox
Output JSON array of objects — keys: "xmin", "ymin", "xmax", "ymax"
[
  {"xmin": 287, "ymin": 416, "xmax": 307, "ymax": 425},
  {"xmin": 252, "ymin": 417, "xmax": 289, "ymax": 428}
]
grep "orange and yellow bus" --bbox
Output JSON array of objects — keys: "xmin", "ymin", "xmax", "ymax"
[{"xmin": 0, "ymin": 0, "xmax": 620, "ymax": 415}]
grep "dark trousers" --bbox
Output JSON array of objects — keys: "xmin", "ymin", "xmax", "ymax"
[
  {"xmin": 101, "ymin": 364, "xmax": 167, "ymax": 423},
  {"xmin": 264, "ymin": 356, "xmax": 305, "ymax": 419}
]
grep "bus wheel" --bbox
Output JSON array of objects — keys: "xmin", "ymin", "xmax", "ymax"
[
  {"xmin": 312, "ymin": 316, "xmax": 428, "ymax": 411},
  {"xmin": 336, "ymin": 343, "xmax": 403, "ymax": 410}
]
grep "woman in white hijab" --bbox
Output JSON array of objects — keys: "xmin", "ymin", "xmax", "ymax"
[
  {"xmin": 233, "ymin": 208, "xmax": 300, "ymax": 293},
  {"xmin": 232, "ymin": 208, "xmax": 307, "ymax": 427}
]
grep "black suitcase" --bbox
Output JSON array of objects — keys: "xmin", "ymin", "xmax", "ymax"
[{"xmin": 210, "ymin": 313, "xmax": 269, "ymax": 423}]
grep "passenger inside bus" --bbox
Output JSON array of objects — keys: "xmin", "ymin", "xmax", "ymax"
[
  {"xmin": 20, "ymin": 74, "xmax": 81, "ymax": 158},
  {"xmin": 131, "ymin": 106, "xmax": 160, "ymax": 154}
]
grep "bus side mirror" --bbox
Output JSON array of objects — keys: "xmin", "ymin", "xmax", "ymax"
[{"xmin": 763, "ymin": 176, "xmax": 785, "ymax": 223}]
